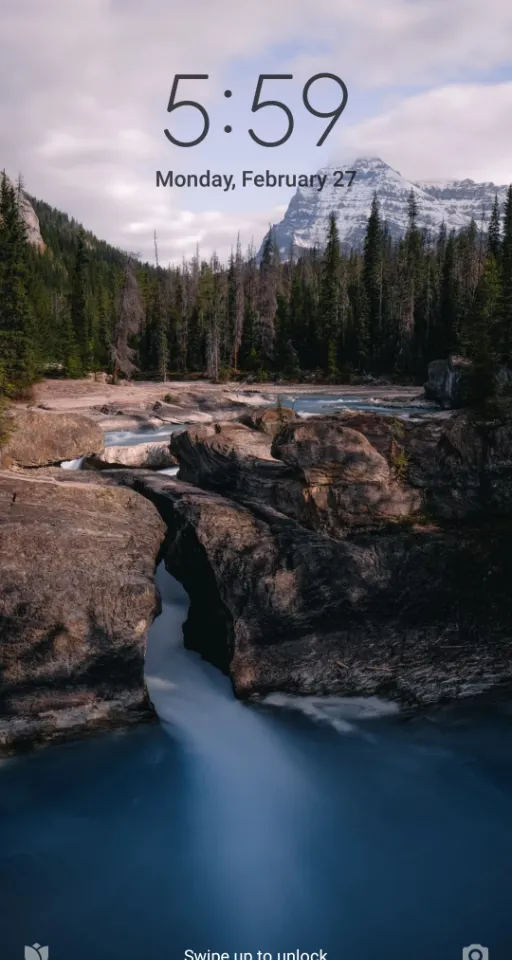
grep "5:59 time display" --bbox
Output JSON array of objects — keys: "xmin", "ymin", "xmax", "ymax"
[{"xmin": 164, "ymin": 73, "xmax": 348, "ymax": 148}]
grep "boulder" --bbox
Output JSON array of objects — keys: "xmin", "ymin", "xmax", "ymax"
[
  {"xmin": 0, "ymin": 411, "xmax": 104, "ymax": 468},
  {"xmin": 270, "ymin": 416, "xmax": 421, "ymax": 534},
  {"xmin": 86, "ymin": 372, "xmax": 112, "ymax": 384},
  {"xmin": 84, "ymin": 441, "xmax": 178, "ymax": 470},
  {"xmin": 273, "ymin": 418, "xmax": 391, "ymax": 484},
  {"xmin": 238, "ymin": 405, "xmax": 298, "ymax": 436},
  {"xmin": 0, "ymin": 472, "xmax": 165, "ymax": 753}
]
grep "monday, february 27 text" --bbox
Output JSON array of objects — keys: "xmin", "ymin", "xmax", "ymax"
[{"xmin": 155, "ymin": 169, "xmax": 357, "ymax": 192}]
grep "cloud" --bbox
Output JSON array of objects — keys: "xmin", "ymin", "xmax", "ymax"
[
  {"xmin": 339, "ymin": 82, "xmax": 512, "ymax": 182},
  {"xmin": 0, "ymin": 0, "xmax": 511, "ymax": 262}
]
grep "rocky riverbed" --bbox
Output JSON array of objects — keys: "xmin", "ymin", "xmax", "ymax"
[{"xmin": 1, "ymin": 381, "xmax": 511, "ymax": 753}]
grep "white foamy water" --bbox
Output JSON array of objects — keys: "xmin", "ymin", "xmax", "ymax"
[
  {"xmin": 263, "ymin": 693, "xmax": 400, "ymax": 736},
  {"xmin": 157, "ymin": 466, "xmax": 179, "ymax": 476},
  {"xmin": 105, "ymin": 424, "xmax": 187, "ymax": 446}
]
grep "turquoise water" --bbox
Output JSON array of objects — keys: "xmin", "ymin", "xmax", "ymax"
[{"xmin": 0, "ymin": 565, "xmax": 511, "ymax": 959}]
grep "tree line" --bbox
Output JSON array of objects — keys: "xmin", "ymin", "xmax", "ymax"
[{"xmin": 1, "ymin": 170, "xmax": 511, "ymax": 405}]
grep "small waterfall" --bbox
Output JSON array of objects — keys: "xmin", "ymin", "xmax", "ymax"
[{"xmin": 60, "ymin": 456, "xmax": 85, "ymax": 470}]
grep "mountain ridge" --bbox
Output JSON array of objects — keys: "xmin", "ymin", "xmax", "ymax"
[{"xmin": 262, "ymin": 156, "xmax": 510, "ymax": 257}]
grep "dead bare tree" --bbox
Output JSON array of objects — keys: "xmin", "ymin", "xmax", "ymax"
[
  {"xmin": 154, "ymin": 230, "xmax": 168, "ymax": 382},
  {"xmin": 110, "ymin": 258, "xmax": 145, "ymax": 382},
  {"xmin": 233, "ymin": 233, "xmax": 244, "ymax": 373}
]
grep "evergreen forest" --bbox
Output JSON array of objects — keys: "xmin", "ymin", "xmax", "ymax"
[{"xmin": 1, "ymin": 170, "xmax": 512, "ymax": 406}]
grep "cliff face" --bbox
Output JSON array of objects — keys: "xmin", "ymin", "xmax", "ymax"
[{"xmin": 3, "ymin": 176, "xmax": 45, "ymax": 250}]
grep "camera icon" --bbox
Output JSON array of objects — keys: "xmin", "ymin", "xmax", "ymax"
[{"xmin": 462, "ymin": 946, "xmax": 488, "ymax": 960}]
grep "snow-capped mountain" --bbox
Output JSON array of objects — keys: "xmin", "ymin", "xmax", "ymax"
[{"xmin": 263, "ymin": 157, "xmax": 509, "ymax": 257}]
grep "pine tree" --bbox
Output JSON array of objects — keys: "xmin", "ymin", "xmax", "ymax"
[
  {"xmin": 319, "ymin": 212, "xmax": 342, "ymax": 376},
  {"xmin": 0, "ymin": 172, "xmax": 37, "ymax": 395},
  {"xmin": 362, "ymin": 193, "xmax": 383, "ymax": 368},
  {"xmin": 498, "ymin": 185, "xmax": 512, "ymax": 362},
  {"xmin": 153, "ymin": 231, "xmax": 168, "ymax": 382},
  {"xmin": 68, "ymin": 227, "xmax": 89, "ymax": 375},
  {"xmin": 239, "ymin": 244, "xmax": 258, "ymax": 370},
  {"xmin": 398, "ymin": 190, "xmax": 423, "ymax": 377},
  {"xmin": 256, "ymin": 229, "xmax": 278, "ymax": 367},
  {"xmin": 487, "ymin": 194, "xmax": 501, "ymax": 262},
  {"xmin": 175, "ymin": 258, "xmax": 189, "ymax": 373},
  {"xmin": 436, "ymin": 232, "xmax": 459, "ymax": 358},
  {"xmin": 461, "ymin": 254, "xmax": 500, "ymax": 402}
]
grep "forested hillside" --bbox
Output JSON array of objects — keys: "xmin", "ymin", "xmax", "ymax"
[{"xmin": 1, "ymin": 171, "xmax": 512, "ymax": 406}]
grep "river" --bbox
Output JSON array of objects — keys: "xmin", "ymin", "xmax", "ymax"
[
  {"xmin": 1, "ymin": 394, "xmax": 510, "ymax": 959},
  {"xmin": 0, "ymin": 561, "xmax": 511, "ymax": 958},
  {"xmin": 101, "ymin": 392, "xmax": 431, "ymax": 450}
]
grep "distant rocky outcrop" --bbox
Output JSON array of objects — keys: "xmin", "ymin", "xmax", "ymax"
[
  {"xmin": 0, "ymin": 410, "xmax": 104, "ymax": 468},
  {"xmin": 424, "ymin": 356, "xmax": 512, "ymax": 408},
  {"xmin": 424, "ymin": 357, "xmax": 472, "ymax": 408},
  {"xmin": 3, "ymin": 177, "xmax": 45, "ymax": 250},
  {"xmin": 0, "ymin": 472, "xmax": 165, "ymax": 753},
  {"xmin": 19, "ymin": 191, "xmax": 45, "ymax": 250}
]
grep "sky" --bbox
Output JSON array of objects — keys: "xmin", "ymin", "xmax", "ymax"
[{"xmin": 1, "ymin": 0, "xmax": 512, "ymax": 265}]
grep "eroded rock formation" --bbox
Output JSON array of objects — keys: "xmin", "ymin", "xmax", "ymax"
[
  {"xmin": 158, "ymin": 409, "xmax": 512, "ymax": 702},
  {"xmin": 114, "ymin": 471, "xmax": 512, "ymax": 706},
  {"xmin": 2, "ymin": 403, "xmax": 512, "ymax": 754}
]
